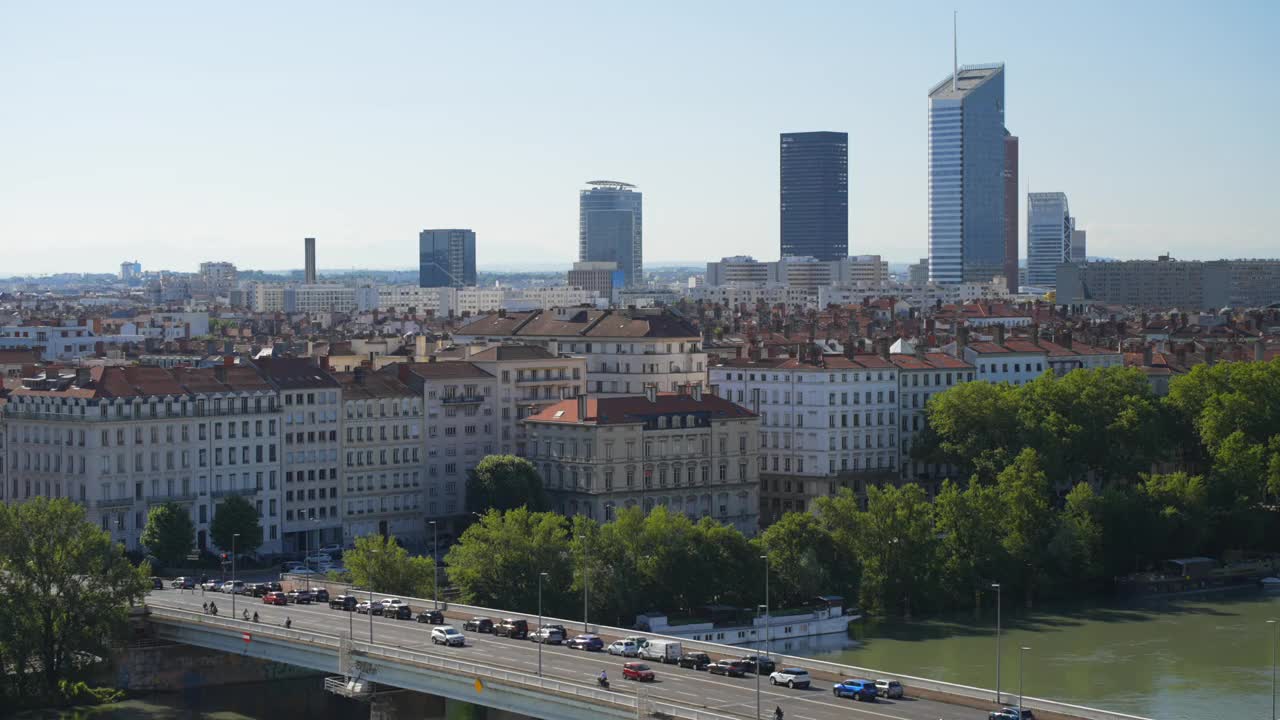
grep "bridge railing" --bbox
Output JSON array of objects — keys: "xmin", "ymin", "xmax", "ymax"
[
  {"xmin": 149, "ymin": 605, "xmax": 731, "ymax": 720},
  {"xmin": 278, "ymin": 573, "xmax": 1151, "ymax": 720}
]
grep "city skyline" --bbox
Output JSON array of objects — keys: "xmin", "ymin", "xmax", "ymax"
[{"xmin": 2, "ymin": 2, "xmax": 1276, "ymax": 275}]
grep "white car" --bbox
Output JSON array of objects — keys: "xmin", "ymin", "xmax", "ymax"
[
  {"xmin": 770, "ymin": 668, "xmax": 811, "ymax": 689},
  {"xmin": 432, "ymin": 626, "xmax": 465, "ymax": 647},
  {"xmin": 201, "ymin": 580, "xmax": 223, "ymax": 591},
  {"xmin": 222, "ymin": 580, "xmax": 246, "ymax": 594},
  {"xmin": 607, "ymin": 640, "xmax": 640, "ymax": 657},
  {"xmin": 876, "ymin": 679, "xmax": 904, "ymax": 699}
]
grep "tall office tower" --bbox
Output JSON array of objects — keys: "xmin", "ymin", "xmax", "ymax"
[
  {"xmin": 579, "ymin": 181, "xmax": 643, "ymax": 287},
  {"xmin": 1070, "ymin": 228, "xmax": 1087, "ymax": 263},
  {"xmin": 304, "ymin": 237, "xmax": 316, "ymax": 283},
  {"xmin": 119, "ymin": 261, "xmax": 141, "ymax": 283},
  {"xmin": 1026, "ymin": 192, "xmax": 1071, "ymax": 289},
  {"xmin": 779, "ymin": 131, "xmax": 849, "ymax": 261},
  {"xmin": 418, "ymin": 229, "xmax": 477, "ymax": 288},
  {"xmin": 928, "ymin": 63, "xmax": 1008, "ymax": 284},
  {"xmin": 1003, "ymin": 133, "xmax": 1020, "ymax": 292}
]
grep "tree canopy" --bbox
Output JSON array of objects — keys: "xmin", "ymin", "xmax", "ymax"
[
  {"xmin": 209, "ymin": 495, "xmax": 263, "ymax": 556},
  {"xmin": 344, "ymin": 534, "xmax": 434, "ymax": 597},
  {"xmin": 141, "ymin": 503, "xmax": 195, "ymax": 569},
  {"xmin": 465, "ymin": 454, "xmax": 548, "ymax": 513}
]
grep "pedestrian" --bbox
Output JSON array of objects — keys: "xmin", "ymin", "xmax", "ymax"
[{"xmin": 774, "ymin": 706, "xmax": 783, "ymax": 720}]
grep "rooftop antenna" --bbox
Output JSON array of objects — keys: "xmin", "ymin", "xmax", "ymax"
[{"xmin": 952, "ymin": 10, "xmax": 958, "ymax": 91}]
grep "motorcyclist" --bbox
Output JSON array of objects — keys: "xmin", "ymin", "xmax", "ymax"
[
  {"xmin": 208, "ymin": 602, "xmax": 218, "ymax": 616},
  {"xmin": 285, "ymin": 617, "xmax": 292, "ymax": 629},
  {"xmin": 597, "ymin": 670, "xmax": 608, "ymax": 686},
  {"xmin": 774, "ymin": 706, "xmax": 783, "ymax": 720},
  {"xmin": 202, "ymin": 601, "xmax": 209, "ymax": 614},
  {"xmin": 242, "ymin": 609, "xmax": 249, "ymax": 620},
  {"xmin": 252, "ymin": 611, "xmax": 259, "ymax": 623}
]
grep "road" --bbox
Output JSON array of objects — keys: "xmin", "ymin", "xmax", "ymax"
[{"xmin": 150, "ymin": 588, "xmax": 994, "ymax": 720}]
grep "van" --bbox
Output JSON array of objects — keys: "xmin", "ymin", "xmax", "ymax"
[
  {"xmin": 494, "ymin": 618, "xmax": 529, "ymax": 639},
  {"xmin": 639, "ymin": 638, "xmax": 682, "ymax": 664}
]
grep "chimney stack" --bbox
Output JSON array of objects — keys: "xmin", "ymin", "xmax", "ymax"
[
  {"xmin": 304, "ymin": 237, "xmax": 316, "ymax": 284},
  {"xmin": 353, "ymin": 367, "xmax": 366, "ymax": 385},
  {"xmin": 1206, "ymin": 345, "xmax": 1216, "ymax": 366},
  {"xmin": 644, "ymin": 384, "xmax": 657, "ymax": 403},
  {"xmin": 1061, "ymin": 330, "xmax": 1073, "ymax": 350},
  {"xmin": 692, "ymin": 384, "xmax": 703, "ymax": 401},
  {"xmin": 877, "ymin": 337, "xmax": 891, "ymax": 360},
  {"xmin": 576, "ymin": 393, "xmax": 588, "ymax": 421},
  {"xmin": 994, "ymin": 325, "xmax": 1006, "ymax": 346},
  {"xmin": 1256, "ymin": 341, "xmax": 1267, "ymax": 363},
  {"xmin": 1143, "ymin": 343, "xmax": 1153, "ymax": 367}
]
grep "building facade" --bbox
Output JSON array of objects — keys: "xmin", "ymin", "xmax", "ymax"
[
  {"xmin": 1003, "ymin": 133, "xmax": 1020, "ymax": 292},
  {"xmin": 579, "ymin": 181, "xmax": 643, "ymax": 288},
  {"xmin": 524, "ymin": 389, "xmax": 761, "ymax": 534},
  {"xmin": 1053, "ymin": 257, "xmax": 1280, "ymax": 309},
  {"xmin": 1026, "ymin": 192, "xmax": 1072, "ymax": 289},
  {"xmin": 419, "ymin": 229, "xmax": 477, "ymax": 289},
  {"xmin": 0, "ymin": 323, "xmax": 98, "ymax": 361},
  {"xmin": 780, "ymin": 131, "xmax": 848, "ymax": 261},
  {"xmin": 463, "ymin": 345, "xmax": 586, "ymax": 457},
  {"xmin": 567, "ymin": 261, "xmax": 619, "ymax": 298}
]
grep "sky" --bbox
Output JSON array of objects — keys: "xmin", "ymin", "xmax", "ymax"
[{"xmin": 1, "ymin": 1, "xmax": 1276, "ymax": 276}]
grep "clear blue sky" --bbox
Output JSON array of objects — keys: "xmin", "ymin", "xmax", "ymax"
[{"xmin": 1, "ymin": 1, "xmax": 1275, "ymax": 275}]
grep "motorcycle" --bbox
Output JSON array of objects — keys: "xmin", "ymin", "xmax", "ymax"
[{"xmin": 597, "ymin": 676, "xmax": 609, "ymax": 689}]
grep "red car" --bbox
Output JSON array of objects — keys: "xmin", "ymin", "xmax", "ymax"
[
  {"xmin": 263, "ymin": 591, "xmax": 288, "ymax": 606},
  {"xmin": 622, "ymin": 662, "xmax": 655, "ymax": 682}
]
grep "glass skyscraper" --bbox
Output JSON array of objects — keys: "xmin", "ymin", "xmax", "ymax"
[
  {"xmin": 1026, "ymin": 193, "xmax": 1072, "ymax": 289},
  {"xmin": 928, "ymin": 63, "xmax": 1009, "ymax": 284},
  {"xmin": 579, "ymin": 181, "xmax": 642, "ymax": 288},
  {"xmin": 780, "ymin": 131, "xmax": 848, "ymax": 261},
  {"xmin": 418, "ymin": 229, "xmax": 476, "ymax": 288}
]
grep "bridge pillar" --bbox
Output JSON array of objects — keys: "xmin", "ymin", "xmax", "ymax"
[{"xmin": 369, "ymin": 690, "xmax": 444, "ymax": 720}]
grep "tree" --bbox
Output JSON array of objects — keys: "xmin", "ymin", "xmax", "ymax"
[
  {"xmin": 140, "ymin": 503, "xmax": 195, "ymax": 568},
  {"xmin": 345, "ymin": 534, "xmax": 433, "ymax": 596},
  {"xmin": 918, "ymin": 381, "xmax": 1021, "ymax": 481},
  {"xmin": 445, "ymin": 508, "xmax": 573, "ymax": 614},
  {"xmin": 209, "ymin": 495, "xmax": 263, "ymax": 556},
  {"xmin": 758, "ymin": 511, "xmax": 841, "ymax": 610},
  {"xmin": 0, "ymin": 498, "xmax": 149, "ymax": 701},
  {"xmin": 466, "ymin": 455, "xmax": 548, "ymax": 513},
  {"xmin": 995, "ymin": 449, "xmax": 1056, "ymax": 606},
  {"xmin": 850, "ymin": 484, "xmax": 937, "ymax": 616},
  {"xmin": 932, "ymin": 478, "xmax": 1004, "ymax": 609}
]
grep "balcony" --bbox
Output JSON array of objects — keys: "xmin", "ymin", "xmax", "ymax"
[
  {"xmin": 440, "ymin": 396, "xmax": 485, "ymax": 405},
  {"xmin": 211, "ymin": 487, "xmax": 260, "ymax": 499},
  {"xmin": 146, "ymin": 493, "xmax": 198, "ymax": 504},
  {"xmin": 97, "ymin": 497, "xmax": 136, "ymax": 510}
]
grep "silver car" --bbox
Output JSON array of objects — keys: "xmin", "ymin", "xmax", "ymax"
[{"xmin": 876, "ymin": 679, "xmax": 904, "ymax": 699}]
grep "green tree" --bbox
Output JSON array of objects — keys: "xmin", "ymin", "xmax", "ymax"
[
  {"xmin": 1044, "ymin": 482, "xmax": 1105, "ymax": 593},
  {"xmin": 466, "ymin": 455, "xmax": 548, "ymax": 513},
  {"xmin": 932, "ymin": 478, "xmax": 1004, "ymax": 609},
  {"xmin": 209, "ymin": 495, "xmax": 263, "ymax": 556},
  {"xmin": 344, "ymin": 534, "xmax": 434, "ymax": 596},
  {"xmin": 141, "ymin": 503, "xmax": 195, "ymax": 569},
  {"xmin": 917, "ymin": 381, "xmax": 1021, "ymax": 481},
  {"xmin": 445, "ymin": 508, "xmax": 573, "ymax": 614},
  {"xmin": 757, "ymin": 512, "xmax": 839, "ymax": 609},
  {"xmin": 851, "ymin": 484, "xmax": 937, "ymax": 616},
  {"xmin": 995, "ymin": 449, "xmax": 1056, "ymax": 606},
  {"xmin": 0, "ymin": 498, "xmax": 149, "ymax": 701}
]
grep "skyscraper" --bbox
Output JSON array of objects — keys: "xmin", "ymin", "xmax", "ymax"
[
  {"xmin": 1003, "ymin": 133, "xmax": 1019, "ymax": 292},
  {"xmin": 1026, "ymin": 192, "xmax": 1071, "ymax": 289},
  {"xmin": 1070, "ymin": 228, "xmax": 1087, "ymax": 263},
  {"xmin": 579, "ymin": 181, "xmax": 642, "ymax": 287},
  {"xmin": 304, "ymin": 237, "xmax": 316, "ymax": 284},
  {"xmin": 779, "ymin": 131, "xmax": 848, "ymax": 261},
  {"xmin": 928, "ymin": 63, "xmax": 1009, "ymax": 284},
  {"xmin": 418, "ymin": 229, "xmax": 477, "ymax": 288}
]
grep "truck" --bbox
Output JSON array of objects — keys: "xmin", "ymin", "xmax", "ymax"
[{"xmin": 638, "ymin": 638, "xmax": 683, "ymax": 664}]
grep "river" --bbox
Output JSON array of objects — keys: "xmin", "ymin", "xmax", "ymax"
[{"xmin": 796, "ymin": 586, "xmax": 1278, "ymax": 720}]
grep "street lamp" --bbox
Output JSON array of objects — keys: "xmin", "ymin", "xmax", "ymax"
[
  {"xmin": 231, "ymin": 533, "xmax": 240, "ymax": 619},
  {"xmin": 579, "ymin": 533, "xmax": 589, "ymax": 632},
  {"xmin": 429, "ymin": 520, "xmax": 439, "ymax": 610},
  {"xmin": 755, "ymin": 603, "xmax": 767, "ymax": 720},
  {"xmin": 537, "ymin": 572, "xmax": 548, "ymax": 677},
  {"xmin": 1268, "ymin": 619, "xmax": 1277, "ymax": 720},
  {"xmin": 760, "ymin": 554, "xmax": 770, "ymax": 658},
  {"xmin": 992, "ymin": 582, "xmax": 1002, "ymax": 705},
  {"xmin": 1018, "ymin": 646, "xmax": 1031, "ymax": 716},
  {"xmin": 367, "ymin": 549, "xmax": 379, "ymax": 643}
]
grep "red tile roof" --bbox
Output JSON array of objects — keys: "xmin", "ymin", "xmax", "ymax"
[{"xmin": 526, "ymin": 392, "xmax": 755, "ymax": 425}]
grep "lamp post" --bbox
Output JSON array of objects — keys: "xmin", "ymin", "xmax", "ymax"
[
  {"xmin": 537, "ymin": 572, "xmax": 548, "ymax": 677},
  {"xmin": 580, "ymin": 533, "xmax": 589, "ymax": 632},
  {"xmin": 367, "ymin": 549, "xmax": 379, "ymax": 643},
  {"xmin": 755, "ymin": 603, "xmax": 767, "ymax": 720},
  {"xmin": 760, "ymin": 554, "xmax": 770, "ymax": 658},
  {"xmin": 430, "ymin": 520, "xmax": 439, "ymax": 610},
  {"xmin": 1018, "ymin": 646, "xmax": 1031, "ymax": 716},
  {"xmin": 992, "ymin": 582, "xmax": 1002, "ymax": 705},
  {"xmin": 230, "ymin": 532, "xmax": 240, "ymax": 617},
  {"xmin": 1269, "ymin": 619, "xmax": 1277, "ymax": 720}
]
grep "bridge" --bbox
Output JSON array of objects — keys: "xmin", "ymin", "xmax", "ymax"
[{"xmin": 145, "ymin": 588, "xmax": 1149, "ymax": 720}]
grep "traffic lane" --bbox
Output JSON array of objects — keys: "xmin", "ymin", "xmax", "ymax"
[{"xmin": 149, "ymin": 590, "xmax": 985, "ymax": 720}]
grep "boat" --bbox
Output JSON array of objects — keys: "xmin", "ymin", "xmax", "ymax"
[{"xmin": 1260, "ymin": 577, "xmax": 1280, "ymax": 592}]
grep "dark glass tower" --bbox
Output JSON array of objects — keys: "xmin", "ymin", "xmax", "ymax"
[
  {"xmin": 780, "ymin": 131, "xmax": 848, "ymax": 261},
  {"xmin": 579, "ymin": 181, "xmax": 643, "ymax": 287},
  {"xmin": 418, "ymin": 229, "xmax": 476, "ymax": 288}
]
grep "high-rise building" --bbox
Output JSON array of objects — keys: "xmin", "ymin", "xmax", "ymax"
[
  {"xmin": 780, "ymin": 131, "xmax": 848, "ymax": 261},
  {"xmin": 579, "ymin": 181, "xmax": 642, "ymax": 288},
  {"xmin": 567, "ymin": 261, "xmax": 618, "ymax": 298},
  {"xmin": 928, "ymin": 63, "xmax": 1009, "ymax": 284},
  {"xmin": 1070, "ymin": 228, "xmax": 1087, "ymax": 263},
  {"xmin": 304, "ymin": 237, "xmax": 316, "ymax": 284},
  {"xmin": 120, "ymin": 261, "xmax": 142, "ymax": 283},
  {"xmin": 198, "ymin": 261, "xmax": 238, "ymax": 295},
  {"xmin": 418, "ymin": 229, "xmax": 477, "ymax": 288},
  {"xmin": 1003, "ymin": 133, "xmax": 1019, "ymax": 292},
  {"xmin": 1026, "ymin": 193, "xmax": 1072, "ymax": 289}
]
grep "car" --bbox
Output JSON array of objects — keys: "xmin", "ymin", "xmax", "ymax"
[
  {"xmin": 222, "ymin": 580, "xmax": 247, "ymax": 594},
  {"xmin": 252, "ymin": 582, "xmax": 282, "ymax": 597},
  {"xmin": 385, "ymin": 604, "xmax": 413, "ymax": 620},
  {"xmin": 875, "ymin": 679, "xmax": 905, "ymax": 699},
  {"xmin": 171, "ymin": 576, "xmax": 196, "ymax": 589},
  {"xmin": 329, "ymin": 594, "xmax": 358, "ymax": 611},
  {"xmin": 149, "ymin": 576, "xmax": 164, "ymax": 589},
  {"xmin": 677, "ymin": 652, "xmax": 712, "ymax": 670},
  {"xmin": 431, "ymin": 626, "xmax": 466, "ymax": 647},
  {"xmin": 304, "ymin": 554, "xmax": 333, "ymax": 566},
  {"xmin": 607, "ymin": 640, "xmax": 640, "ymax": 657},
  {"xmin": 530, "ymin": 626, "xmax": 566, "ymax": 644},
  {"xmin": 308, "ymin": 588, "xmax": 330, "ymax": 603},
  {"xmin": 355, "ymin": 600, "xmax": 374, "ymax": 614},
  {"xmin": 290, "ymin": 567, "xmax": 320, "ymax": 577},
  {"xmin": 833, "ymin": 678, "xmax": 878, "ymax": 701},
  {"xmin": 770, "ymin": 668, "xmax": 811, "ymax": 689},
  {"xmin": 494, "ymin": 618, "xmax": 529, "ymax": 639},
  {"xmin": 417, "ymin": 609, "xmax": 445, "ymax": 624},
  {"xmin": 285, "ymin": 590, "xmax": 312, "ymax": 604},
  {"xmin": 740, "ymin": 655, "xmax": 776, "ymax": 674},
  {"xmin": 463, "ymin": 617, "xmax": 494, "ymax": 633},
  {"xmin": 263, "ymin": 591, "xmax": 288, "ymax": 606},
  {"xmin": 566, "ymin": 634, "xmax": 603, "ymax": 651},
  {"xmin": 622, "ymin": 662, "xmax": 655, "ymax": 682},
  {"xmin": 989, "ymin": 710, "xmax": 1034, "ymax": 720},
  {"xmin": 380, "ymin": 598, "xmax": 406, "ymax": 613},
  {"xmin": 709, "ymin": 660, "xmax": 749, "ymax": 678},
  {"xmin": 319, "ymin": 544, "xmax": 343, "ymax": 556},
  {"xmin": 201, "ymin": 580, "xmax": 223, "ymax": 592},
  {"xmin": 282, "ymin": 560, "xmax": 304, "ymax": 572}
]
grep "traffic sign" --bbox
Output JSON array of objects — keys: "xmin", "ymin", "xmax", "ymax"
[{"xmin": 242, "ymin": 632, "xmax": 252, "ymax": 643}]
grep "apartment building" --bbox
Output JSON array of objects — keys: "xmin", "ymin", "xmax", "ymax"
[
  {"xmin": 255, "ymin": 358, "xmax": 343, "ymax": 554},
  {"xmin": 335, "ymin": 368, "xmax": 425, "ymax": 546},
  {"xmin": 0, "ymin": 322, "xmax": 98, "ymax": 361},
  {"xmin": 462, "ymin": 345, "xmax": 586, "ymax": 457},
  {"xmin": 454, "ymin": 307, "xmax": 707, "ymax": 396},
  {"xmin": 396, "ymin": 361, "xmax": 500, "ymax": 532},
  {"xmin": 524, "ymin": 387, "xmax": 760, "ymax": 534},
  {"xmin": 1, "ymin": 364, "xmax": 283, "ymax": 554},
  {"xmin": 709, "ymin": 353, "xmax": 900, "ymax": 523},
  {"xmin": 889, "ymin": 350, "xmax": 976, "ymax": 493}
]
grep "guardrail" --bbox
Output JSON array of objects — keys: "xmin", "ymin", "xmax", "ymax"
[
  {"xmin": 148, "ymin": 605, "xmax": 732, "ymax": 720},
  {"xmin": 279, "ymin": 573, "xmax": 1152, "ymax": 720}
]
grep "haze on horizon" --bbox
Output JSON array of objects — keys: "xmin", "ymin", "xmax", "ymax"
[{"xmin": 1, "ymin": 1, "xmax": 1276, "ymax": 276}]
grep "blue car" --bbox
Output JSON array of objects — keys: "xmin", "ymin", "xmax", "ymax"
[
  {"xmin": 566, "ymin": 634, "xmax": 604, "ymax": 651},
  {"xmin": 833, "ymin": 678, "xmax": 878, "ymax": 701}
]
